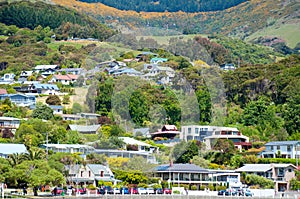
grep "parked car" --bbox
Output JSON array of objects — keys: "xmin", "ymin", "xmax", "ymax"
[
  {"xmin": 155, "ymin": 188, "xmax": 163, "ymax": 194},
  {"xmin": 243, "ymin": 189, "xmax": 254, "ymax": 197},
  {"xmin": 51, "ymin": 187, "xmax": 65, "ymax": 196},
  {"xmin": 218, "ymin": 190, "xmax": 226, "ymax": 196},
  {"xmin": 138, "ymin": 187, "xmax": 147, "ymax": 194},
  {"xmin": 75, "ymin": 187, "xmax": 86, "ymax": 194},
  {"xmin": 113, "ymin": 188, "xmax": 121, "ymax": 194},
  {"xmin": 163, "ymin": 188, "xmax": 172, "ymax": 194},
  {"xmin": 225, "ymin": 189, "xmax": 238, "ymax": 196},
  {"xmin": 104, "ymin": 186, "xmax": 114, "ymax": 194},
  {"xmin": 120, "ymin": 187, "xmax": 129, "ymax": 194},
  {"xmin": 146, "ymin": 187, "xmax": 155, "ymax": 194},
  {"xmin": 129, "ymin": 187, "xmax": 138, "ymax": 194},
  {"xmin": 97, "ymin": 188, "xmax": 105, "ymax": 195}
]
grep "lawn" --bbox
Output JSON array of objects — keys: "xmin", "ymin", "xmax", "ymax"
[
  {"xmin": 136, "ymin": 34, "xmax": 207, "ymax": 45},
  {"xmin": 246, "ymin": 23, "xmax": 300, "ymax": 48}
]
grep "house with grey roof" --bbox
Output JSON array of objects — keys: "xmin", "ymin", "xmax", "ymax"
[
  {"xmin": 40, "ymin": 144, "xmax": 95, "ymax": 155},
  {"xmin": 0, "ymin": 143, "xmax": 27, "ymax": 158},
  {"xmin": 68, "ymin": 124, "xmax": 101, "ymax": 134},
  {"xmin": 152, "ymin": 163, "xmax": 212, "ymax": 188},
  {"xmin": 66, "ymin": 164, "xmax": 119, "ymax": 186},
  {"xmin": 260, "ymin": 141, "xmax": 300, "ymax": 159},
  {"xmin": 236, "ymin": 164, "xmax": 297, "ymax": 192}
]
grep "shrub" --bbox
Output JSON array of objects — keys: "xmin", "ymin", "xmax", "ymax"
[
  {"xmin": 87, "ymin": 184, "xmax": 96, "ymax": 190},
  {"xmin": 200, "ymin": 185, "xmax": 206, "ymax": 191},
  {"xmin": 173, "ymin": 190, "xmax": 180, "ymax": 194},
  {"xmin": 191, "ymin": 185, "xmax": 197, "ymax": 190},
  {"xmin": 216, "ymin": 185, "xmax": 227, "ymax": 191}
]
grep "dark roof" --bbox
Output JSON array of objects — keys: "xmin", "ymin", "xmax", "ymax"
[
  {"xmin": 265, "ymin": 141, "xmax": 300, "ymax": 146},
  {"xmin": 153, "ymin": 164, "xmax": 209, "ymax": 173}
]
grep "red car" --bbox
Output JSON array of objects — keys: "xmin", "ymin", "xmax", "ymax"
[
  {"xmin": 129, "ymin": 188, "xmax": 138, "ymax": 194},
  {"xmin": 75, "ymin": 187, "xmax": 86, "ymax": 194},
  {"xmin": 163, "ymin": 188, "xmax": 172, "ymax": 194}
]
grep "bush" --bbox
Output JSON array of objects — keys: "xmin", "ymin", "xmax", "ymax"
[
  {"xmin": 199, "ymin": 185, "xmax": 206, "ymax": 191},
  {"xmin": 173, "ymin": 190, "xmax": 180, "ymax": 194},
  {"xmin": 216, "ymin": 185, "xmax": 227, "ymax": 191},
  {"xmin": 191, "ymin": 185, "xmax": 197, "ymax": 190},
  {"xmin": 208, "ymin": 184, "xmax": 214, "ymax": 191},
  {"xmin": 87, "ymin": 184, "xmax": 96, "ymax": 190}
]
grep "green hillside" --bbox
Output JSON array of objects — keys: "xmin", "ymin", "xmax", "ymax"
[{"xmin": 0, "ymin": 1, "xmax": 116, "ymax": 41}]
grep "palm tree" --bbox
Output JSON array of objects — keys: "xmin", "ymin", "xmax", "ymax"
[
  {"xmin": 23, "ymin": 147, "xmax": 46, "ymax": 161},
  {"xmin": 8, "ymin": 153, "xmax": 25, "ymax": 167}
]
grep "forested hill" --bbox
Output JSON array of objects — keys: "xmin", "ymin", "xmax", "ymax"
[
  {"xmin": 78, "ymin": 0, "xmax": 247, "ymax": 12},
  {"xmin": 0, "ymin": 1, "xmax": 116, "ymax": 41}
]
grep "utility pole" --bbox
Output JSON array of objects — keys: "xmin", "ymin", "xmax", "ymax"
[{"xmin": 46, "ymin": 132, "xmax": 48, "ymax": 161}]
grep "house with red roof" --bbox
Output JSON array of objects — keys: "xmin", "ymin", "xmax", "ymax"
[{"xmin": 49, "ymin": 74, "xmax": 78, "ymax": 85}]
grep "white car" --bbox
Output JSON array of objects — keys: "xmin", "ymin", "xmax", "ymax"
[
  {"xmin": 113, "ymin": 188, "xmax": 121, "ymax": 194},
  {"xmin": 137, "ymin": 187, "xmax": 147, "ymax": 194},
  {"xmin": 146, "ymin": 188, "xmax": 155, "ymax": 194}
]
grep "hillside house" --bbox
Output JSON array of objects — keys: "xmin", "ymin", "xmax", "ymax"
[
  {"xmin": 49, "ymin": 74, "xmax": 78, "ymax": 85},
  {"xmin": 260, "ymin": 141, "xmax": 300, "ymax": 159},
  {"xmin": 68, "ymin": 124, "xmax": 101, "ymax": 134},
  {"xmin": 236, "ymin": 164, "xmax": 297, "ymax": 192},
  {"xmin": 32, "ymin": 83, "xmax": 60, "ymax": 95},
  {"xmin": 0, "ymin": 94, "xmax": 36, "ymax": 107},
  {"xmin": 66, "ymin": 164, "xmax": 118, "ymax": 186}
]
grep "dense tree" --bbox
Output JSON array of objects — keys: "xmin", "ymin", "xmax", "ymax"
[
  {"xmin": 31, "ymin": 103, "xmax": 54, "ymax": 120},
  {"xmin": 46, "ymin": 95, "xmax": 61, "ymax": 105}
]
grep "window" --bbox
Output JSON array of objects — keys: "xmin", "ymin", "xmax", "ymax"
[
  {"xmin": 100, "ymin": 171, "xmax": 104, "ymax": 177},
  {"xmin": 195, "ymin": 128, "xmax": 199, "ymax": 134},
  {"xmin": 80, "ymin": 171, "xmax": 84, "ymax": 177},
  {"xmin": 188, "ymin": 128, "xmax": 191, "ymax": 134},
  {"xmin": 287, "ymin": 145, "xmax": 291, "ymax": 151},
  {"xmin": 277, "ymin": 146, "xmax": 280, "ymax": 150},
  {"xmin": 278, "ymin": 168, "xmax": 284, "ymax": 177},
  {"xmin": 288, "ymin": 169, "xmax": 292, "ymax": 172},
  {"xmin": 271, "ymin": 146, "xmax": 273, "ymax": 150},
  {"xmin": 89, "ymin": 171, "xmax": 91, "ymax": 177}
]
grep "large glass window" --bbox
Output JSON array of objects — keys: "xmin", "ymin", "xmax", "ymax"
[
  {"xmin": 287, "ymin": 145, "xmax": 291, "ymax": 151},
  {"xmin": 188, "ymin": 128, "xmax": 191, "ymax": 134},
  {"xmin": 195, "ymin": 128, "xmax": 199, "ymax": 134}
]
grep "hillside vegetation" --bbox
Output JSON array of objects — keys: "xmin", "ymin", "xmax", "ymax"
[
  {"xmin": 52, "ymin": 0, "xmax": 300, "ymax": 48},
  {"xmin": 0, "ymin": 1, "xmax": 116, "ymax": 41},
  {"xmin": 79, "ymin": 0, "xmax": 247, "ymax": 12}
]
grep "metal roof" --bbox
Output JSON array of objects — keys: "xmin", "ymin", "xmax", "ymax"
[
  {"xmin": 236, "ymin": 164, "xmax": 296, "ymax": 173},
  {"xmin": 0, "ymin": 144, "xmax": 27, "ymax": 155},
  {"xmin": 119, "ymin": 137, "xmax": 153, "ymax": 147},
  {"xmin": 69, "ymin": 124, "xmax": 101, "ymax": 133},
  {"xmin": 265, "ymin": 141, "xmax": 300, "ymax": 146},
  {"xmin": 153, "ymin": 164, "xmax": 209, "ymax": 173}
]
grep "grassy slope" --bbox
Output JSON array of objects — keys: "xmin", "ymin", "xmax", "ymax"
[{"xmin": 245, "ymin": 23, "xmax": 300, "ymax": 48}]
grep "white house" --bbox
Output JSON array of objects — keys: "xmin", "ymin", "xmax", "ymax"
[
  {"xmin": 142, "ymin": 64, "xmax": 175, "ymax": 84},
  {"xmin": 260, "ymin": 141, "xmax": 300, "ymax": 159},
  {"xmin": 0, "ymin": 116, "xmax": 21, "ymax": 129},
  {"xmin": 49, "ymin": 74, "xmax": 78, "ymax": 85},
  {"xmin": 66, "ymin": 164, "xmax": 118, "ymax": 186},
  {"xmin": 180, "ymin": 125, "xmax": 251, "ymax": 151},
  {"xmin": 0, "ymin": 73, "xmax": 15, "ymax": 83}
]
